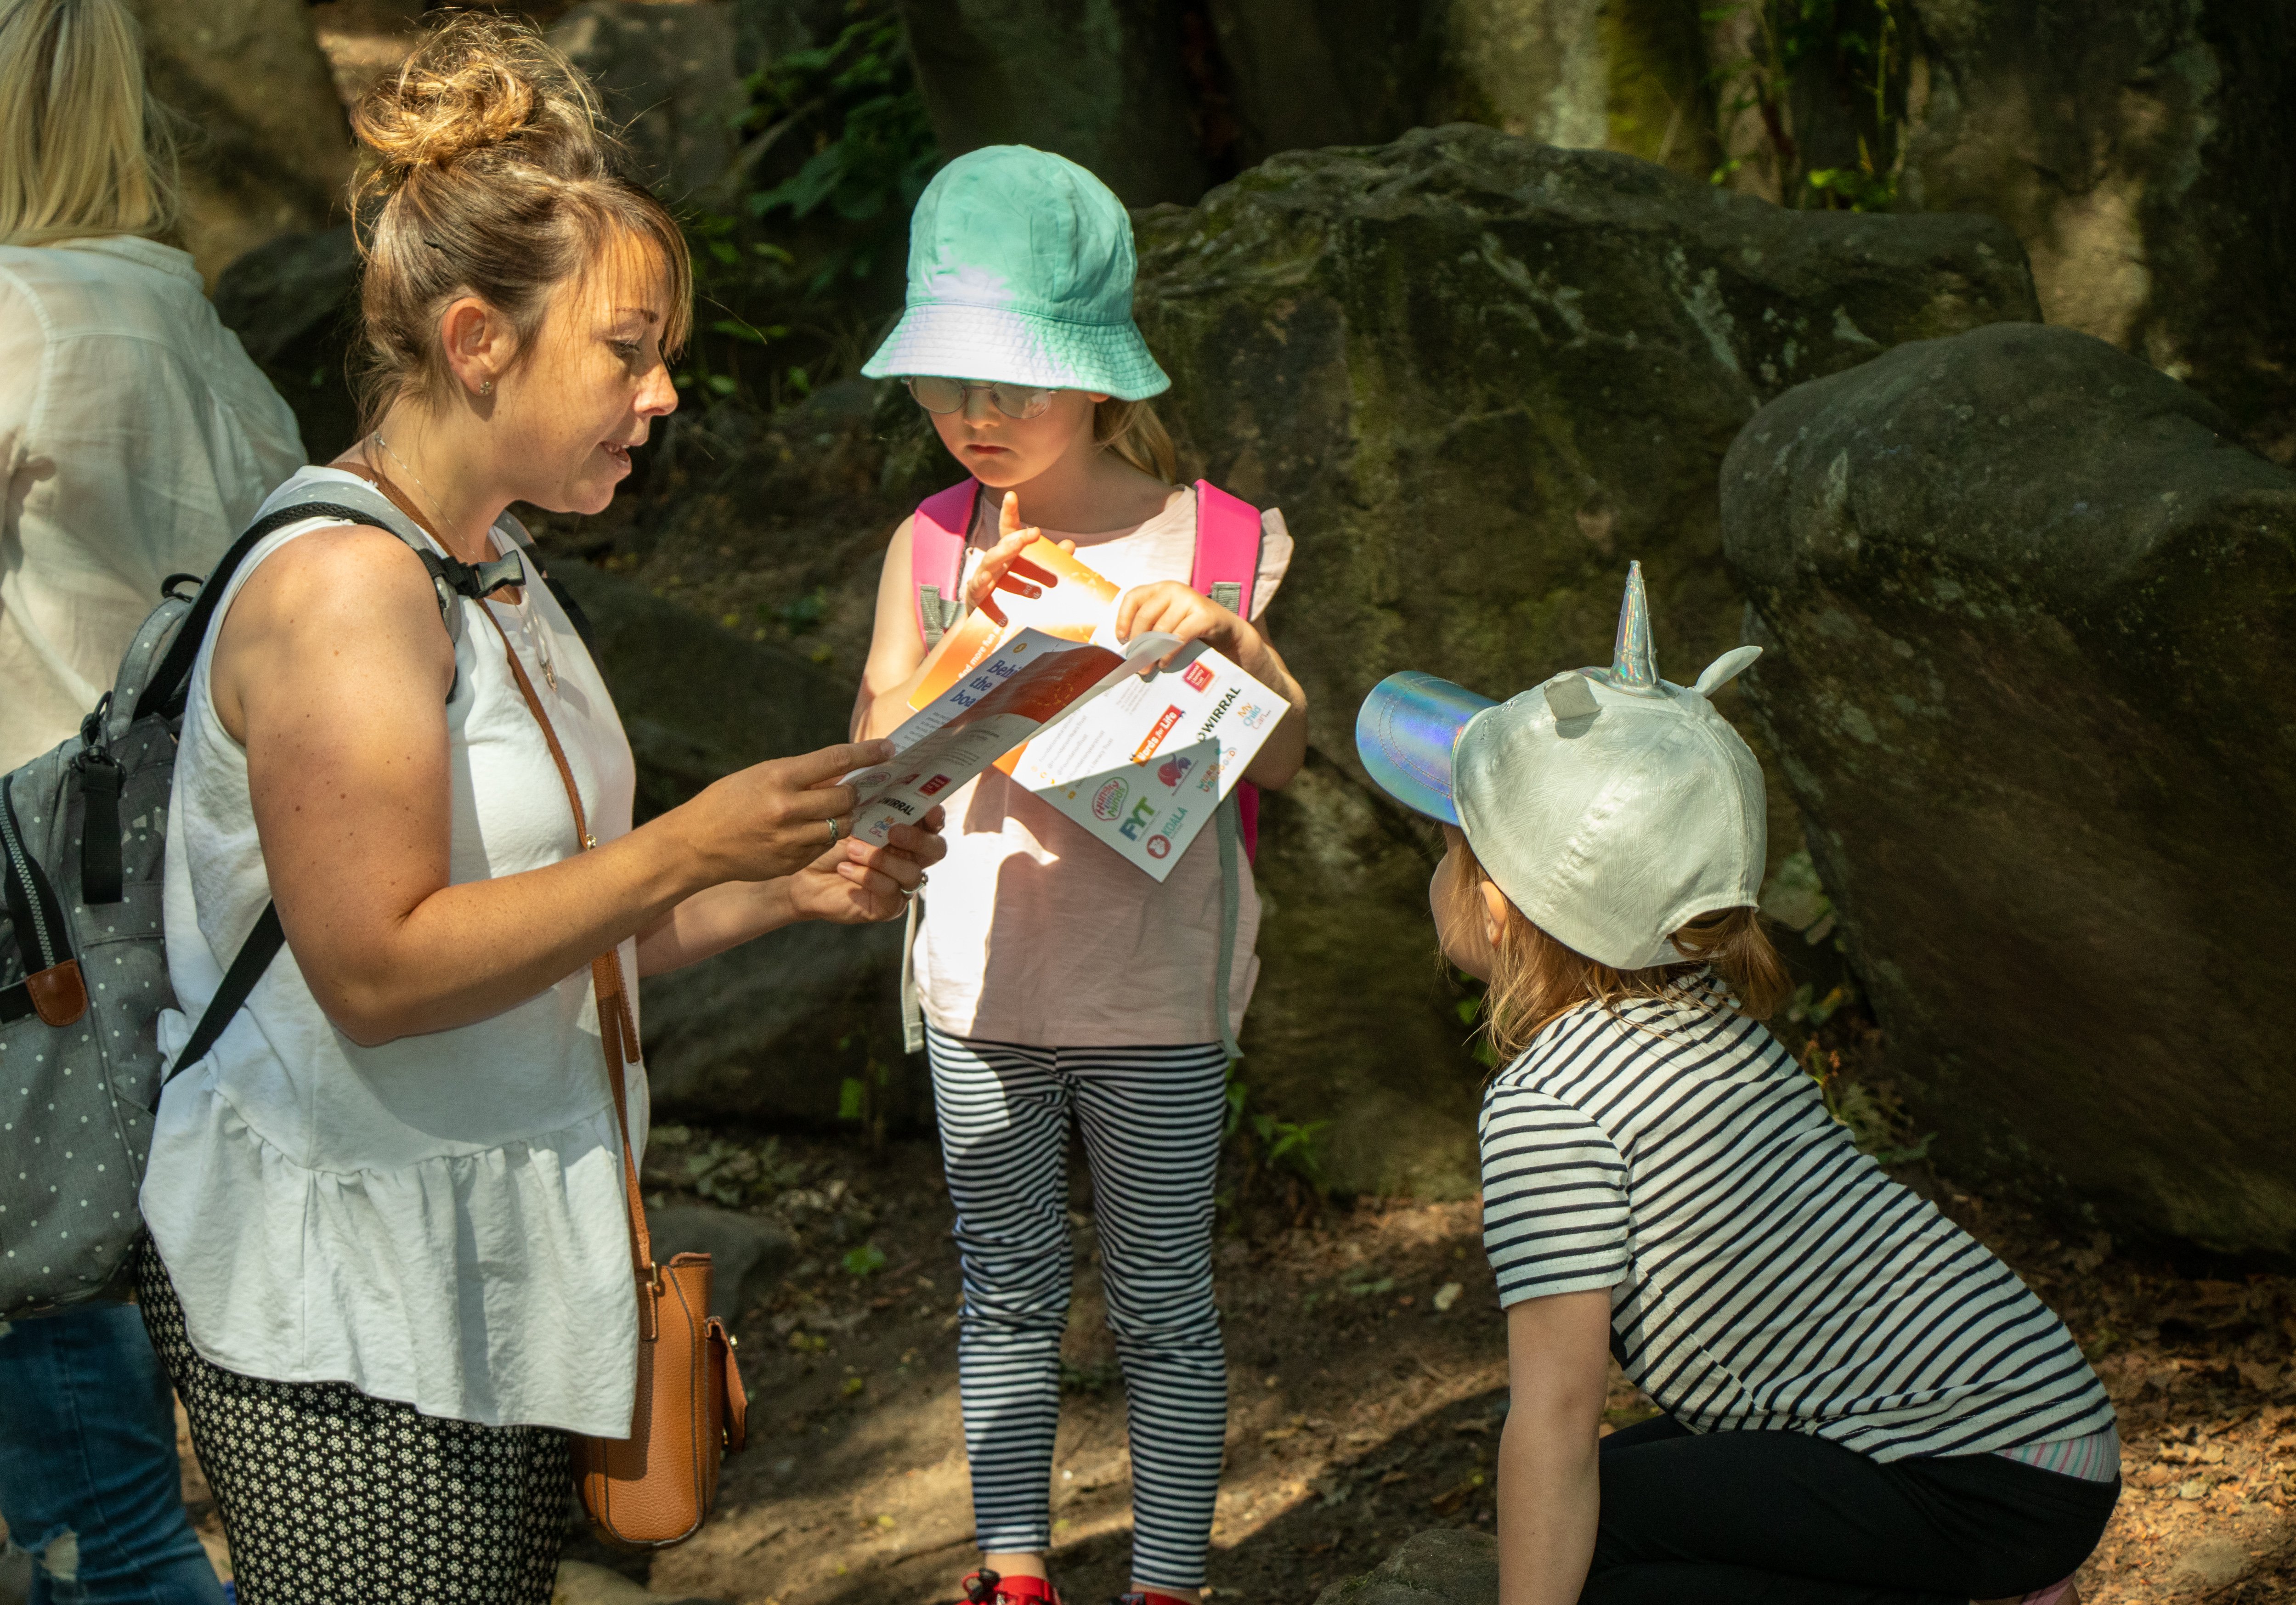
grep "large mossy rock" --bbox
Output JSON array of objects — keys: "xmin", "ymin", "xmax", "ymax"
[
  {"xmin": 1130, "ymin": 124, "xmax": 2039, "ymax": 1196},
  {"xmin": 1898, "ymin": 0, "xmax": 2296, "ymax": 464},
  {"xmin": 1721, "ymin": 321, "xmax": 2296, "ymax": 1257},
  {"xmin": 1314, "ymin": 1529, "xmax": 1499, "ymax": 1605}
]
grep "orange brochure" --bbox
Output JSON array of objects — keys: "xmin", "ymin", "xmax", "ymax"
[{"xmin": 910, "ymin": 537, "xmax": 1119, "ymax": 710}]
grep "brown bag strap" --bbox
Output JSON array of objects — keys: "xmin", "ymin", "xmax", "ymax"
[
  {"xmin": 354, "ymin": 463, "xmax": 659, "ymax": 1307},
  {"xmin": 484, "ymin": 609, "xmax": 658, "ymax": 1294}
]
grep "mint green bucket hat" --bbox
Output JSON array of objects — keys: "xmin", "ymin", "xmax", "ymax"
[{"xmin": 860, "ymin": 145, "xmax": 1170, "ymax": 400}]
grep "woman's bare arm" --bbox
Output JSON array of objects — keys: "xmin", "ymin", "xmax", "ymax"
[
  {"xmin": 215, "ymin": 525, "xmax": 890, "ymax": 1044},
  {"xmin": 1497, "ymin": 1290, "xmax": 1614, "ymax": 1605}
]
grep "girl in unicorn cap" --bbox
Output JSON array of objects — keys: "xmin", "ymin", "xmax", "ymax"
[
  {"xmin": 1355, "ymin": 564, "xmax": 2118, "ymax": 1605},
  {"xmin": 850, "ymin": 144, "xmax": 1310, "ymax": 1605}
]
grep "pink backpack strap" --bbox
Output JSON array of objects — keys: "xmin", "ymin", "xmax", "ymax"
[
  {"xmin": 1190, "ymin": 480, "xmax": 1267, "ymax": 864},
  {"xmin": 910, "ymin": 479, "xmax": 979, "ymax": 646},
  {"xmin": 1189, "ymin": 479, "xmax": 1263, "ymax": 622}
]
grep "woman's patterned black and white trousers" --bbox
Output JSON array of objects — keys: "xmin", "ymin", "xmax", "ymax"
[
  {"xmin": 135, "ymin": 1241, "xmax": 569, "ymax": 1605},
  {"xmin": 927, "ymin": 1027, "xmax": 1231, "ymax": 1591}
]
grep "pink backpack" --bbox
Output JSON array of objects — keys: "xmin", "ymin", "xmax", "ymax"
[{"xmin": 908, "ymin": 477, "xmax": 1267, "ymax": 859}]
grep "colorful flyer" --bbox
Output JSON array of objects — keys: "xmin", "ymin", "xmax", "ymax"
[
  {"xmin": 847, "ymin": 626, "xmax": 1182, "ymax": 845},
  {"xmin": 1010, "ymin": 643, "xmax": 1285, "ymax": 883}
]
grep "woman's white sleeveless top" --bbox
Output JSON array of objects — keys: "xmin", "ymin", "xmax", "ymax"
[{"xmin": 141, "ymin": 466, "xmax": 647, "ymax": 1436}]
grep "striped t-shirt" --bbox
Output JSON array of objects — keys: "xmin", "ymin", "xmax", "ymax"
[{"xmin": 1479, "ymin": 973, "xmax": 2115, "ymax": 1463}]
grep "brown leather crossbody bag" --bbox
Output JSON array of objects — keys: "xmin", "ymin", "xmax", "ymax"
[{"xmin": 353, "ymin": 463, "xmax": 749, "ymax": 1547}]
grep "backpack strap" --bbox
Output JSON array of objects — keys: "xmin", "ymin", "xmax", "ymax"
[
  {"xmin": 1189, "ymin": 480, "xmax": 1268, "ymax": 864},
  {"xmin": 132, "ymin": 501, "xmax": 407, "ymax": 724},
  {"xmin": 141, "ymin": 485, "xmax": 486, "ymax": 1093},
  {"xmin": 1190, "ymin": 480, "xmax": 1263, "ymax": 621},
  {"xmin": 911, "ymin": 479, "xmax": 979, "ymax": 647}
]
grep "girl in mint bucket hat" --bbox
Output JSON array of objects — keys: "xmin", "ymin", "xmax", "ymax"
[
  {"xmin": 852, "ymin": 145, "xmax": 1311, "ymax": 1605},
  {"xmin": 861, "ymin": 144, "xmax": 1171, "ymax": 400}
]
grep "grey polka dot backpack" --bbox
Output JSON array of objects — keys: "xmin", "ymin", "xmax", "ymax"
[{"xmin": 0, "ymin": 484, "xmax": 544, "ymax": 1319}]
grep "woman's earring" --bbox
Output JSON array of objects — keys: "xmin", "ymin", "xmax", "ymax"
[{"xmin": 479, "ymin": 379, "xmax": 493, "ymax": 396}]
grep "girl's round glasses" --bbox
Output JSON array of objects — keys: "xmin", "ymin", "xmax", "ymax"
[{"xmin": 906, "ymin": 376, "xmax": 1055, "ymax": 420}]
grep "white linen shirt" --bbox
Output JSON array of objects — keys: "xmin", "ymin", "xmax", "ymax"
[{"xmin": 0, "ymin": 235, "xmax": 305, "ymax": 773}]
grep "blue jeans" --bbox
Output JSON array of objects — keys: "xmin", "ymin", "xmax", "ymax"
[{"xmin": 0, "ymin": 1304, "xmax": 227, "ymax": 1605}]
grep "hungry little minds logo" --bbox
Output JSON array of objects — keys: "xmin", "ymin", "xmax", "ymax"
[{"xmin": 1092, "ymin": 778, "xmax": 1129, "ymax": 821}]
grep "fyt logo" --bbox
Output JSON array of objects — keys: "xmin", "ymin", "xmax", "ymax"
[{"xmin": 1118, "ymin": 797, "xmax": 1159, "ymax": 842}]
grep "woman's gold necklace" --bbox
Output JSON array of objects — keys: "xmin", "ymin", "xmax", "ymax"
[{"xmin": 367, "ymin": 431, "xmax": 556, "ymax": 690}]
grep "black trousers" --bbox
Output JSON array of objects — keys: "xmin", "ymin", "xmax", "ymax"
[{"xmin": 1585, "ymin": 1416, "xmax": 2120, "ymax": 1605}]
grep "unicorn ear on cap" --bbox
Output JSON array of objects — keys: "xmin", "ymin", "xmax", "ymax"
[
  {"xmin": 1595, "ymin": 560, "xmax": 1660, "ymax": 692},
  {"xmin": 1692, "ymin": 645, "xmax": 1763, "ymax": 697}
]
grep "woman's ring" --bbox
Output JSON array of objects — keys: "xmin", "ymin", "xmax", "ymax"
[{"xmin": 826, "ymin": 816, "xmax": 843, "ymax": 847}]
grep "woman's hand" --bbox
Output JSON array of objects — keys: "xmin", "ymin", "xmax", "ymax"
[
  {"xmin": 787, "ymin": 813, "xmax": 948, "ymax": 925},
  {"xmin": 964, "ymin": 491, "xmax": 1069, "ymax": 627},
  {"xmin": 677, "ymin": 739, "xmax": 893, "ymax": 885}
]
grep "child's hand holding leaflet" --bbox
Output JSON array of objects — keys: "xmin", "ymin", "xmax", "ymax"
[{"xmin": 847, "ymin": 539, "xmax": 1285, "ymax": 877}]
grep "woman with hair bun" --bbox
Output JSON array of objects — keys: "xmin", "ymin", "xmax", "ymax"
[{"xmin": 131, "ymin": 17, "xmax": 940, "ymax": 1603}]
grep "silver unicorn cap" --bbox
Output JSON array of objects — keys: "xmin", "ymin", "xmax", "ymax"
[{"xmin": 1356, "ymin": 562, "xmax": 1770, "ymax": 967}]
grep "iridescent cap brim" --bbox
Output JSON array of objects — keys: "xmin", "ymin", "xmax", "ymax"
[{"xmin": 1355, "ymin": 672, "xmax": 1498, "ymax": 827}]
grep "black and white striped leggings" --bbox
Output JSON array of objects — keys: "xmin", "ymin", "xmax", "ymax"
[{"xmin": 927, "ymin": 1027, "xmax": 1230, "ymax": 1592}]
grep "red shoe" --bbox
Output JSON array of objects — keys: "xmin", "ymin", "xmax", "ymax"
[{"xmin": 961, "ymin": 1571, "xmax": 1063, "ymax": 1605}]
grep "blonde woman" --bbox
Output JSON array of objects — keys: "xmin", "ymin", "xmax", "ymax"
[{"xmin": 0, "ymin": 0, "xmax": 299, "ymax": 1599}]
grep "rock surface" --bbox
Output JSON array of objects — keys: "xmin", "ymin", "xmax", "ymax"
[
  {"xmin": 548, "ymin": 0, "xmax": 747, "ymax": 201},
  {"xmin": 212, "ymin": 224, "xmax": 362, "ymax": 459},
  {"xmin": 1130, "ymin": 124, "xmax": 2039, "ymax": 1194},
  {"xmin": 644, "ymin": 1204, "xmax": 796, "ymax": 1321},
  {"xmin": 896, "ymin": 0, "xmax": 1216, "ymax": 206},
  {"xmin": 543, "ymin": 557, "xmax": 923, "ymax": 1126},
  {"xmin": 1898, "ymin": 0, "xmax": 2296, "ymax": 463},
  {"xmin": 1313, "ymin": 1528, "xmax": 1499, "ymax": 1605},
  {"xmin": 124, "ymin": 0, "xmax": 351, "ymax": 283},
  {"xmin": 1722, "ymin": 321, "xmax": 2296, "ymax": 1256}
]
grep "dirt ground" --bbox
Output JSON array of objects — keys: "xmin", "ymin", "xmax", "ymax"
[{"xmin": 167, "ymin": 1119, "xmax": 2294, "ymax": 1605}]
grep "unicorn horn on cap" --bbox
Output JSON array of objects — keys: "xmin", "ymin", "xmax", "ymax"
[{"xmin": 1607, "ymin": 560, "xmax": 1659, "ymax": 690}]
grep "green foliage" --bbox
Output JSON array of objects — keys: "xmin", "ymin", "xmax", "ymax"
[
  {"xmin": 842, "ymin": 1242, "xmax": 888, "ymax": 1277},
  {"xmin": 1223, "ymin": 1064, "xmax": 1332, "ymax": 1197},
  {"xmin": 676, "ymin": 0, "xmax": 939, "ymax": 411},
  {"xmin": 1058, "ymin": 1358, "xmax": 1120, "ymax": 1395},
  {"xmin": 1800, "ymin": 1041, "xmax": 1934, "ymax": 1166},
  {"xmin": 675, "ymin": 1134, "xmax": 805, "ymax": 1209},
  {"xmin": 1706, "ymin": 0, "xmax": 1906, "ymax": 211}
]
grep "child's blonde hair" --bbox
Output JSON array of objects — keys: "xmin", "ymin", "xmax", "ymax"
[
  {"xmin": 1453, "ymin": 836, "xmax": 1790, "ymax": 1058},
  {"xmin": 1096, "ymin": 397, "xmax": 1176, "ymax": 481},
  {"xmin": 0, "ymin": 0, "xmax": 177, "ymax": 248}
]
